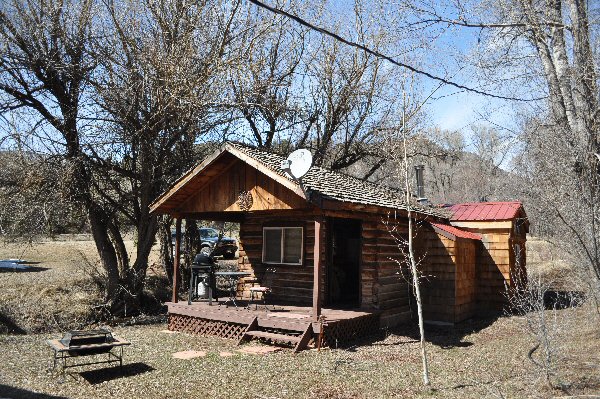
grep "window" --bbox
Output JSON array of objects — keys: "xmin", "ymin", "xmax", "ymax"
[{"xmin": 262, "ymin": 227, "xmax": 303, "ymax": 265}]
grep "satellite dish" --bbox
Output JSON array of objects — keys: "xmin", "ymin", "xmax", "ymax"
[{"xmin": 281, "ymin": 148, "xmax": 312, "ymax": 180}]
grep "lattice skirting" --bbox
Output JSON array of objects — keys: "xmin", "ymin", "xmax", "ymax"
[
  {"xmin": 168, "ymin": 314, "xmax": 247, "ymax": 340},
  {"xmin": 321, "ymin": 314, "xmax": 380, "ymax": 348}
]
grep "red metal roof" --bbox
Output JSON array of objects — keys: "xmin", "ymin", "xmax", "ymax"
[
  {"xmin": 430, "ymin": 222, "xmax": 482, "ymax": 241},
  {"xmin": 444, "ymin": 201, "xmax": 523, "ymax": 221}
]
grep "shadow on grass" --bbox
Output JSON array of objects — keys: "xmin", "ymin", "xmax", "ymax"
[
  {"xmin": 544, "ymin": 290, "xmax": 586, "ymax": 310},
  {"xmin": 0, "ymin": 263, "xmax": 49, "ymax": 273},
  {"xmin": 79, "ymin": 362, "xmax": 155, "ymax": 385},
  {"xmin": 0, "ymin": 384, "xmax": 68, "ymax": 399},
  {"xmin": 333, "ymin": 315, "xmax": 501, "ymax": 352},
  {"xmin": 0, "ymin": 311, "xmax": 27, "ymax": 334}
]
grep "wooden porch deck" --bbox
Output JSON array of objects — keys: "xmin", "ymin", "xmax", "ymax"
[{"xmin": 166, "ymin": 301, "xmax": 380, "ymax": 350}]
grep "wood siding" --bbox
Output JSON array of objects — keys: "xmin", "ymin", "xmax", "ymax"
[
  {"xmin": 452, "ymin": 221, "xmax": 527, "ymax": 313},
  {"xmin": 182, "ymin": 160, "xmax": 308, "ymax": 213},
  {"xmin": 237, "ymin": 212, "xmax": 325, "ymax": 305},
  {"xmin": 417, "ymin": 228, "xmax": 477, "ymax": 324},
  {"xmin": 361, "ymin": 217, "xmax": 411, "ymax": 328},
  {"xmin": 455, "ymin": 239, "xmax": 477, "ymax": 321}
]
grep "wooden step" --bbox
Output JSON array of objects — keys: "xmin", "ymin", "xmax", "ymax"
[
  {"xmin": 244, "ymin": 330, "xmax": 302, "ymax": 344},
  {"xmin": 257, "ymin": 317, "xmax": 309, "ymax": 332}
]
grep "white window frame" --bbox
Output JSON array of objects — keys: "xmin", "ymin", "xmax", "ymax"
[{"xmin": 262, "ymin": 226, "xmax": 304, "ymax": 265}]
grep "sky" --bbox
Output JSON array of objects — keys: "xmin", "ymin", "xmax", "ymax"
[
  {"xmin": 324, "ymin": 0, "xmax": 525, "ymax": 135},
  {"xmin": 430, "ymin": 90, "xmax": 482, "ymax": 131}
]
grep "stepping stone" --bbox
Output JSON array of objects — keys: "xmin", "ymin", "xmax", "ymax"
[
  {"xmin": 172, "ymin": 350, "xmax": 206, "ymax": 359},
  {"xmin": 236, "ymin": 346, "xmax": 282, "ymax": 355},
  {"xmin": 160, "ymin": 330, "xmax": 178, "ymax": 334}
]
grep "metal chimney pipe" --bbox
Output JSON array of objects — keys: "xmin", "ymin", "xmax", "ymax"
[{"xmin": 414, "ymin": 164, "xmax": 426, "ymax": 202}]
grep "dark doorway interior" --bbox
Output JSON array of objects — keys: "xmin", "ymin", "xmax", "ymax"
[{"xmin": 327, "ymin": 218, "xmax": 361, "ymax": 308}]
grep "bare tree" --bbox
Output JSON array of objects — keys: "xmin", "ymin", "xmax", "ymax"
[
  {"xmin": 0, "ymin": 0, "xmax": 241, "ymax": 314},
  {"xmin": 0, "ymin": 0, "xmax": 124, "ymax": 301},
  {"xmin": 228, "ymin": 0, "xmax": 308, "ymax": 151},
  {"xmin": 384, "ymin": 86, "xmax": 433, "ymax": 387},
  {"xmin": 230, "ymin": 1, "xmax": 401, "ymax": 177},
  {"xmin": 302, "ymin": 30, "xmax": 396, "ymax": 173},
  {"xmin": 87, "ymin": 0, "xmax": 240, "ymax": 311},
  {"xmin": 0, "ymin": 149, "xmax": 86, "ymax": 238}
]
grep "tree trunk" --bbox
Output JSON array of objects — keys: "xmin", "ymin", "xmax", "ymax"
[
  {"xmin": 182, "ymin": 219, "xmax": 200, "ymax": 292},
  {"xmin": 88, "ymin": 205, "xmax": 121, "ymax": 306},
  {"xmin": 158, "ymin": 216, "xmax": 174, "ymax": 284}
]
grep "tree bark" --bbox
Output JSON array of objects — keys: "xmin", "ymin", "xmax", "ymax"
[{"xmin": 158, "ymin": 216, "xmax": 174, "ymax": 284}]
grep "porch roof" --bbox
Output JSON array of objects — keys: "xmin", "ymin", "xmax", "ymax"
[
  {"xmin": 150, "ymin": 142, "xmax": 448, "ymax": 218},
  {"xmin": 430, "ymin": 222, "xmax": 482, "ymax": 241}
]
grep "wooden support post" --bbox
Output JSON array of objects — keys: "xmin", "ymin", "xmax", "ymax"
[
  {"xmin": 312, "ymin": 219, "xmax": 322, "ymax": 321},
  {"xmin": 172, "ymin": 218, "xmax": 182, "ymax": 303}
]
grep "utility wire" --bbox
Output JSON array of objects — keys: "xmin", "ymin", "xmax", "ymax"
[{"xmin": 248, "ymin": 0, "xmax": 544, "ymax": 102}]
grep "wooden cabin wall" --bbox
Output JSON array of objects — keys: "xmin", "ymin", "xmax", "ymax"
[
  {"xmin": 417, "ymin": 230, "xmax": 457, "ymax": 323},
  {"xmin": 236, "ymin": 212, "xmax": 325, "ymax": 304},
  {"xmin": 477, "ymin": 229, "xmax": 513, "ymax": 311},
  {"xmin": 416, "ymin": 230, "xmax": 478, "ymax": 324},
  {"xmin": 450, "ymin": 226, "xmax": 511, "ymax": 312},
  {"xmin": 454, "ymin": 238, "xmax": 477, "ymax": 322},
  {"xmin": 449, "ymin": 221, "xmax": 527, "ymax": 314},
  {"xmin": 362, "ymin": 217, "xmax": 412, "ymax": 328}
]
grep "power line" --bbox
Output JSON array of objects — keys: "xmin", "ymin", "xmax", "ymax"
[{"xmin": 248, "ymin": 0, "xmax": 544, "ymax": 102}]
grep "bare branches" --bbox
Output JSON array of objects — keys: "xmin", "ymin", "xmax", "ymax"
[{"xmin": 248, "ymin": 0, "xmax": 544, "ymax": 102}]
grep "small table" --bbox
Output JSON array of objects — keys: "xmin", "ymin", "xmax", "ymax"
[{"xmin": 214, "ymin": 271, "xmax": 251, "ymax": 308}]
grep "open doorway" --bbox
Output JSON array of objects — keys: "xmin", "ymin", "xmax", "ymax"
[{"xmin": 327, "ymin": 218, "xmax": 361, "ymax": 308}]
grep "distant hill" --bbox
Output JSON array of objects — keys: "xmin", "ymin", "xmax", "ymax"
[{"xmin": 343, "ymin": 133, "xmax": 526, "ymax": 205}]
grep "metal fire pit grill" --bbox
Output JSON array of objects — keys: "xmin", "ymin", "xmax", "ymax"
[{"xmin": 46, "ymin": 328, "xmax": 130, "ymax": 374}]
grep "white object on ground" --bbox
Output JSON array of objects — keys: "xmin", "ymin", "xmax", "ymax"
[{"xmin": 0, "ymin": 260, "xmax": 29, "ymax": 270}]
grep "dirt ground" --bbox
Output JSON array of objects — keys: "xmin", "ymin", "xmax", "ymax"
[{"xmin": 1, "ymin": 236, "xmax": 599, "ymax": 398}]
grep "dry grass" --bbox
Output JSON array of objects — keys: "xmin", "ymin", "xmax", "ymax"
[
  {"xmin": 1, "ymin": 309, "xmax": 599, "ymax": 399},
  {"xmin": 0, "ymin": 236, "xmax": 599, "ymax": 398},
  {"xmin": 0, "ymin": 236, "xmax": 163, "ymax": 333},
  {"xmin": 526, "ymin": 236, "xmax": 581, "ymax": 291}
]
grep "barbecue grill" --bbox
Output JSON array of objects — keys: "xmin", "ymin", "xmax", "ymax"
[
  {"xmin": 46, "ymin": 328, "xmax": 130, "ymax": 374},
  {"xmin": 188, "ymin": 253, "xmax": 219, "ymax": 304},
  {"xmin": 60, "ymin": 328, "xmax": 116, "ymax": 355},
  {"xmin": 188, "ymin": 252, "xmax": 240, "ymax": 304}
]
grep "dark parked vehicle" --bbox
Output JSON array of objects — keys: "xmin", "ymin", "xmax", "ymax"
[
  {"xmin": 172, "ymin": 228, "xmax": 238, "ymax": 259},
  {"xmin": 199, "ymin": 228, "xmax": 238, "ymax": 259}
]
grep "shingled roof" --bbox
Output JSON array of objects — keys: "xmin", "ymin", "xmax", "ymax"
[
  {"xmin": 150, "ymin": 142, "xmax": 448, "ymax": 218},
  {"xmin": 228, "ymin": 143, "xmax": 442, "ymax": 216},
  {"xmin": 229, "ymin": 143, "xmax": 450, "ymax": 217}
]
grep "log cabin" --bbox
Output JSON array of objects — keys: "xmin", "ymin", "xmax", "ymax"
[{"xmin": 150, "ymin": 142, "xmax": 528, "ymax": 351}]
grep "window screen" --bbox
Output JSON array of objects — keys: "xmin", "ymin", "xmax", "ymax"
[
  {"xmin": 263, "ymin": 227, "xmax": 303, "ymax": 264},
  {"xmin": 263, "ymin": 228, "xmax": 282, "ymax": 263},
  {"xmin": 283, "ymin": 228, "xmax": 303, "ymax": 264}
]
